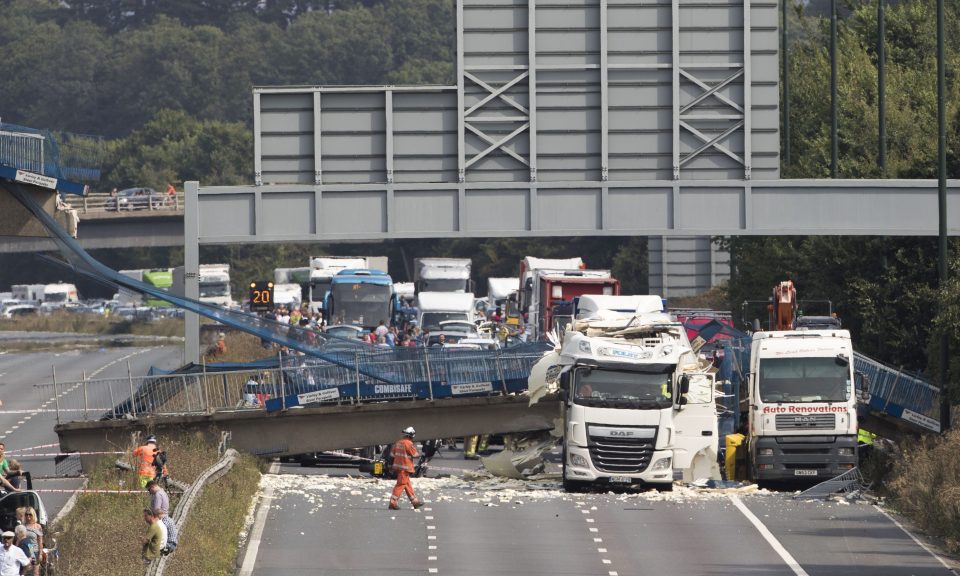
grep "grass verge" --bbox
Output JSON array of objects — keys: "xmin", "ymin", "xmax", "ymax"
[
  {"xmin": 162, "ymin": 455, "xmax": 262, "ymax": 575},
  {"xmin": 0, "ymin": 311, "xmax": 183, "ymax": 337},
  {"xmin": 887, "ymin": 428, "xmax": 960, "ymax": 554},
  {"xmin": 53, "ymin": 433, "xmax": 255, "ymax": 576}
]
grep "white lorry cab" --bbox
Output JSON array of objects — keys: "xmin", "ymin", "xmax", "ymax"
[
  {"xmin": 556, "ymin": 295, "xmax": 719, "ymax": 491},
  {"xmin": 199, "ymin": 264, "xmax": 234, "ymax": 308},
  {"xmin": 413, "ymin": 258, "xmax": 472, "ymax": 294},
  {"xmin": 41, "ymin": 282, "xmax": 79, "ymax": 306},
  {"xmin": 416, "ymin": 292, "xmax": 475, "ymax": 333},
  {"xmin": 746, "ymin": 330, "xmax": 858, "ymax": 482}
]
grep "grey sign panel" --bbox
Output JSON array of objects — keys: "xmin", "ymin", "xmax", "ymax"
[{"xmin": 255, "ymin": 0, "xmax": 779, "ymax": 186}]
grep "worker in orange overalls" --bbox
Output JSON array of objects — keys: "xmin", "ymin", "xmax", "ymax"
[
  {"xmin": 133, "ymin": 435, "xmax": 159, "ymax": 489},
  {"xmin": 389, "ymin": 427, "xmax": 423, "ymax": 510}
]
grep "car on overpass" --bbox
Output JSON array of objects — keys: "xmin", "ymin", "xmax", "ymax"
[{"xmin": 105, "ymin": 187, "xmax": 165, "ymax": 211}]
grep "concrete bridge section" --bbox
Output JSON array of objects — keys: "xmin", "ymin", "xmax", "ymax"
[
  {"xmin": 0, "ymin": 212, "xmax": 184, "ymax": 253},
  {"xmin": 55, "ymin": 394, "xmax": 563, "ymax": 471}
]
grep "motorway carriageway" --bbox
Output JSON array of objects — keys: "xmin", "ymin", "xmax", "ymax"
[{"xmin": 240, "ymin": 450, "xmax": 959, "ymax": 576}]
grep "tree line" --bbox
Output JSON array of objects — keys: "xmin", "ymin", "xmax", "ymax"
[{"xmin": 0, "ymin": 0, "xmax": 956, "ymax": 391}]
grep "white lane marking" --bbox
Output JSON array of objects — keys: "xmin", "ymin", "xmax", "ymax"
[
  {"xmin": 729, "ymin": 495, "xmax": 809, "ymax": 576},
  {"xmin": 428, "ymin": 569, "xmax": 438, "ymax": 574},
  {"xmin": 609, "ymin": 572, "xmax": 619, "ymax": 576},
  {"xmin": 586, "ymin": 518, "xmax": 595, "ymax": 523},
  {"xmin": 237, "ymin": 461, "xmax": 280, "ymax": 576},
  {"xmin": 594, "ymin": 538, "xmax": 603, "ymax": 543},
  {"xmin": 873, "ymin": 505, "xmax": 959, "ymax": 575},
  {"xmin": 10, "ymin": 426, "xmax": 17, "ymax": 430},
  {"xmin": 598, "ymin": 548, "xmax": 607, "ymax": 553},
  {"xmin": 602, "ymin": 559, "xmax": 612, "ymax": 565},
  {"xmin": 428, "ymin": 535, "xmax": 436, "ymax": 540},
  {"xmin": 427, "ymin": 525, "xmax": 436, "ymax": 530},
  {"xmin": 428, "ymin": 556, "xmax": 437, "ymax": 561},
  {"xmin": 428, "ymin": 545, "xmax": 437, "ymax": 550},
  {"xmin": 425, "ymin": 515, "xmax": 434, "ymax": 520},
  {"xmin": 589, "ymin": 527, "xmax": 599, "ymax": 533}
]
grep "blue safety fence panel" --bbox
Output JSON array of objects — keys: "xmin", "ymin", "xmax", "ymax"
[
  {"xmin": 0, "ymin": 122, "xmax": 103, "ymax": 184},
  {"xmin": 263, "ymin": 343, "xmax": 551, "ymax": 412},
  {"xmin": 854, "ymin": 353, "xmax": 940, "ymax": 433},
  {"xmin": 718, "ymin": 335, "xmax": 941, "ymax": 435}
]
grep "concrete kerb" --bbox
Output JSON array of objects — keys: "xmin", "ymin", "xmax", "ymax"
[{"xmin": 148, "ymin": 448, "xmax": 239, "ymax": 576}]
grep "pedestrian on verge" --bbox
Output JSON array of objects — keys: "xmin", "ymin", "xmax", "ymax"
[
  {"xmin": 0, "ymin": 530, "xmax": 29, "ymax": 576},
  {"xmin": 388, "ymin": 426, "xmax": 423, "ymax": 510},
  {"xmin": 146, "ymin": 480, "xmax": 169, "ymax": 517},
  {"xmin": 141, "ymin": 508, "xmax": 164, "ymax": 567},
  {"xmin": 157, "ymin": 507, "xmax": 178, "ymax": 555},
  {"xmin": 133, "ymin": 435, "xmax": 159, "ymax": 489}
]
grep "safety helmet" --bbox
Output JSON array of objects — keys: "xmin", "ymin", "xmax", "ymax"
[{"xmin": 403, "ymin": 426, "xmax": 416, "ymax": 437}]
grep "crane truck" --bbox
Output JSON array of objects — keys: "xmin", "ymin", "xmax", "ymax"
[
  {"xmin": 554, "ymin": 294, "xmax": 719, "ymax": 491},
  {"xmin": 729, "ymin": 278, "xmax": 860, "ymax": 483}
]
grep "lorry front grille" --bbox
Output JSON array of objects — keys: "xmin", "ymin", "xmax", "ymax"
[
  {"xmin": 775, "ymin": 413, "xmax": 836, "ymax": 431},
  {"xmin": 587, "ymin": 436, "xmax": 655, "ymax": 474}
]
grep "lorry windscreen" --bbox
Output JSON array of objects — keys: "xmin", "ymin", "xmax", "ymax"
[
  {"xmin": 573, "ymin": 368, "xmax": 671, "ymax": 409},
  {"xmin": 200, "ymin": 282, "xmax": 230, "ymax": 298},
  {"xmin": 331, "ymin": 283, "xmax": 391, "ymax": 327},
  {"xmin": 44, "ymin": 292, "xmax": 67, "ymax": 302},
  {"xmin": 420, "ymin": 278, "xmax": 467, "ymax": 292},
  {"xmin": 421, "ymin": 312, "xmax": 469, "ymax": 332},
  {"xmin": 758, "ymin": 357, "xmax": 850, "ymax": 402}
]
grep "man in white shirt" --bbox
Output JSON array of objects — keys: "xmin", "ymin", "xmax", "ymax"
[{"xmin": 0, "ymin": 530, "xmax": 30, "ymax": 576}]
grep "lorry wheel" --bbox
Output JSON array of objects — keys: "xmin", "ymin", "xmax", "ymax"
[{"xmin": 653, "ymin": 482, "xmax": 673, "ymax": 493}]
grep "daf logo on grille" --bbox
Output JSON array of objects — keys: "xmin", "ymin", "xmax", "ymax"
[{"xmin": 610, "ymin": 430, "xmax": 633, "ymax": 436}]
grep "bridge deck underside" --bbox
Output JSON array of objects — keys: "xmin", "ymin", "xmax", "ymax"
[{"xmin": 56, "ymin": 394, "xmax": 563, "ymax": 469}]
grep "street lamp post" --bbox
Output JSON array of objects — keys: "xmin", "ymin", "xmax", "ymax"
[{"xmin": 936, "ymin": 0, "xmax": 950, "ymax": 433}]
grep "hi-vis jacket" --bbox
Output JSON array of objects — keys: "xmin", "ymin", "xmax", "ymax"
[
  {"xmin": 391, "ymin": 438, "xmax": 419, "ymax": 473},
  {"xmin": 133, "ymin": 444, "xmax": 158, "ymax": 478}
]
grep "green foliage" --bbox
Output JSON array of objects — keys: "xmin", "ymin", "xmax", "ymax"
[{"xmin": 103, "ymin": 109, "xmax": 251, "ymax": 190}]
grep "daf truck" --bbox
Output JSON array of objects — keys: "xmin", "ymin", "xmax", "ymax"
[
  {"xmin": 743, "ymin": 329, "xmax": 859, "ymax": 482},
  {"xmin": 413, "ymin": 258, "xmax": 472, "ymax": 294},
  {"xmin": 557, "ymin": 295, "xmax": 719, "ymax": 491}
]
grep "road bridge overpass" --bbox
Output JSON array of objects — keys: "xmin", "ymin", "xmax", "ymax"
[{"xmin": 55, "ymin": 394, "xmax": 562, "ymax": 471}]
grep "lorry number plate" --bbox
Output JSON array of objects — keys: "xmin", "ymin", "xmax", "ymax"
[
  {"xmin": 794, "ymin": 469, "xmax": 817, "ymax": 476},
  {"xmin": 610, "ymin": 476, "xmax": 632, "ymax": 483}
]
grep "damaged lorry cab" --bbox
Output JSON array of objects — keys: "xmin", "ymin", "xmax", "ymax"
[{"xmin": 557, "ymin": 295, "xmax": 719, "ymax": 491}]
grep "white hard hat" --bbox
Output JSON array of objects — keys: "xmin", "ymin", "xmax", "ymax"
[{"xmin": 402, "ymin": 426, "xmax": 416, "ymax": 437}]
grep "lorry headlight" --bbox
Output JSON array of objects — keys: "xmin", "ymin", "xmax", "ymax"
[
  {"xmin": 578, "ymin": 340, "xmax": 592, "ymax": 353},
  {"xmin": 660, "ymin": 345, "xmax": 673, "ymax": 356},
  {"xmin": 651, "ymin": 457, "xmax": 671, "ymax": 471},
  {"xmin": 837, "ymin": 447, "xmax": 854, "ymax": 456},
  {"xmin": 759, "ymin": 448, "xmax": 774, "ymax": 456},
  {"xmin": 570, "ymin": 453, "xmax": 588, "ymax": 467}
]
